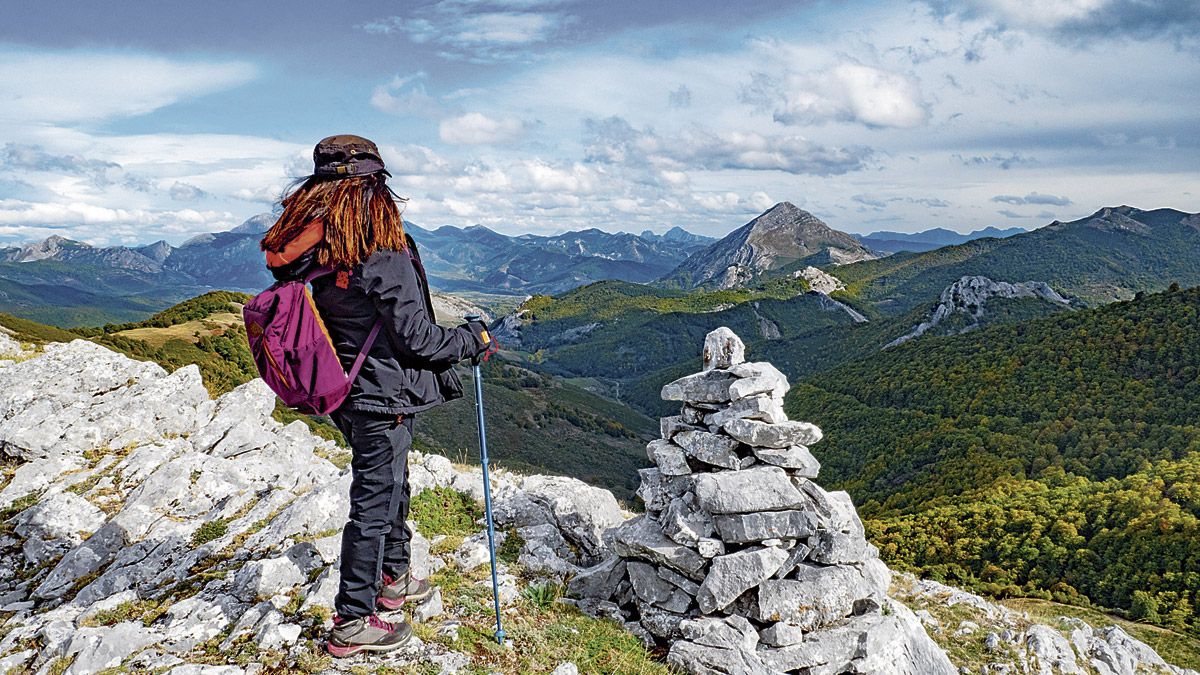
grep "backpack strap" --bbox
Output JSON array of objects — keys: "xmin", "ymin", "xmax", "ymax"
[{"xmin": 347, "ymin": 319, "xmax": 383, "ymax": 383}]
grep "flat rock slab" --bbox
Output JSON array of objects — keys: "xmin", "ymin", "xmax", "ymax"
[
  {"xmin": 693, "ymin": 466, "xmax": 804, "ymax": 515},
  {"xmin": 612, "ymin": 515, "xmax": 707, "ymax": 580},
  {"xmin": 757, "ymin": 565, "xmax": 864, "ymax": 630},
  {"xmin": 674, "ymin": 430, "xmax": 740, "ymax": 470},
  {"xmin": 661, "ymin": 370, "xmax": 736, "ymax": 404},
  {"xmin": 667, "ymin": 640, "xmax": 776, "ymax": 675},
  {"xmin": 646, "ymin": 439, "xmax": 692, "ymax": 476},
  {"xmin": 727, "ymin": 362, "xmax": 789, "ymax": 400},
  {"xmin": 713, "ymin": 510, "xmax": 817, "ymax": 544},
  {"xmin": 680, "ymin": 615, "xmax": 759, "ymax": 651},
  {"xmin": 697, "ymin": 547, "xmax": 789, "ymax": 613},
  {"xmin": 752, "ymin": 445, "xmax": 820, "ymax": 475},
  {"xmin": 724, "ymin": 419, "xmax": 823, "ymax": 448},
  {"xmin": 706, "ymin": 395, "xmax": 787, "ymax": 427}
]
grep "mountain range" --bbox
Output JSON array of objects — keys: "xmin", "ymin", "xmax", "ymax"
[
  {"xmin": 857, "ymin": 225, "xmax": 1027, "ymax": 254},
  {"xmin": 0, "ymin": 217, "xmax": 714, "ymax": 326}
]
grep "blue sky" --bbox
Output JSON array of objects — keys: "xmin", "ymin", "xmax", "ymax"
[{"xmin": 0, "ymin": 0, "xmax": 1198, "ymax": 245}]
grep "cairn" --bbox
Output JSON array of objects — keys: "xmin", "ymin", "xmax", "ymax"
[{"xmin": 569, "ymin": 328, "xmax": 953, "ymax": 674}]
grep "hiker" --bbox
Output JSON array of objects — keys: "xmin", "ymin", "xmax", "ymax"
[{"xmin": 259, "ymin": 135, "xmax": 495, "ymax": 657}]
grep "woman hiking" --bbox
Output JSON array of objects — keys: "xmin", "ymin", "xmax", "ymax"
[{"xmin": 260, "ymin": 135, "xmax": 495, "ymax": 657}]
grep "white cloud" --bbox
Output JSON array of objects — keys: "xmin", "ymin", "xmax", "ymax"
[
  {"xmin": 745, "ymin": 62, "xmax": 930, "ymax": 129},
  {"xmin": 0, "ymin": 49, "xmax": 256, "ymax": 125},
  {"xmin": 693, "ymin": 192, "xmax": 743, "ymax": 212},
  {"xmin": 456, "ymin": 12, "xmax": 557, "ymax": 44},
  {"xmin": 371, "ymin": 72, "xmax": 444, "ymax": 118},
  {"xmin": 359, "ymin": 2, "xmax": 571, "ymax": 62},
  {"xmin": 439, "ymin": 112, "xmax": 526, "ymax": 145}
]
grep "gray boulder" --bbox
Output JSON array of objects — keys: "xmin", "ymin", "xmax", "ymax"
[
  {"xmin": 724, "ymin": 418, "xmax": 823, "ymax": 448},
  {"xmin": 693, "ymin": 466, "xmax": 805, "ymax": 514},
  {"xmin": 674, "ymin": 430, "xmax": 741, "ymax": 470},
  {"xmin": 697, "ymin": 547, "xmax": 789, "ymax": 614},
  {"xmin": 661, "ymin": 370, "xmax": 736, "ymax": 403}
]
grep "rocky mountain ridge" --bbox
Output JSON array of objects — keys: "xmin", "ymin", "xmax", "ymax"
[
  {"xmin": 660, "ymin": 203, "xmax": 877, "ymax": 290},
  {"xmin": 0, "ymin": 329, "xmax": 1193, "ymax": 674}
]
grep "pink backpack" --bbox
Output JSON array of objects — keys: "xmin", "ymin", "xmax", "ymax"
[{"xmin": 243, "ymin": 267, "xmax": 381, "ymax": 415}]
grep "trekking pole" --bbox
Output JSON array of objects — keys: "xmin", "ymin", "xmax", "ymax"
[{"xmin": 465, "ymin": 315, "xmax": 506, "ymax": 646}]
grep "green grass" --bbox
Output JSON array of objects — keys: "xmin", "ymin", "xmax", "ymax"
[
  {"xmin": 191, "ymin": 519, "xmax": 229, "ymax": 547},
  {"xmin": 411, "ymin": 486, "xmax": 484, "ymax": 537},
  {"xmin": 418, "ymin": 563, "xmax": 668, "ymax": 675}
]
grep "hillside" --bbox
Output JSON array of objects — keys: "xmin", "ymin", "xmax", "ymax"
[
  {"xmin": 787, "ymin": 284, "xmax": 1200, "ymax": 635},
  {"xmin": 834, "ymin": 206, "xmax": 1200, "ymax": 315},
  {"xmin": 659, "ymin": 202, "xmax": 875, "ymax": 289},
  {"xmin": 1, "ymin": 294, "xmax": 655, "ymax": 500},
  {"xmin": 0, "ymin": 331, "xmax": 1194, "ymax": 674}
]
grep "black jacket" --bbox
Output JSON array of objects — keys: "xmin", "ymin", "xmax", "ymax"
[{"xmin": 272, "ymin": 236, "xmax": 484, "ymax": 415}]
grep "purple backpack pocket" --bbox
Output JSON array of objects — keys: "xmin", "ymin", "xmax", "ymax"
[{"xmin": 243, "ymin": 267, "xmax": 381, "ymax": 415}]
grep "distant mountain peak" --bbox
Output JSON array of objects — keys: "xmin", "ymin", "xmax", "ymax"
[{"xmin": 659, "ymin": 203, "xmax": 875, "ymax": 289}]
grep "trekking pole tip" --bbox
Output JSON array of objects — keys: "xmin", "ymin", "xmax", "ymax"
[{"xmin": 495, "ymin": 628, "xmax": 506, "ymax": 645}]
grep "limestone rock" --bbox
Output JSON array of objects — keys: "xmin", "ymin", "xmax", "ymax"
[
  {"xmin": 724, "ymin": 418, "xmax": 822, "ymax": 448},
  {"xmin": 697, "ymin": 547, "xmax": 789, "ymax": 613},
  {"xmin": 751, "ymin": 445, "xmax": 820, "ymax": 475},
  {"xmin": 693, "ymin": 466, "xmax": 805, "ymax": 514},
  {"xmin": 703, "ymin": 327, "xmax": 746, "ymax": 371},
  {"xmin": 14, "ymin": 491, "xmax": 107, "ymax": 566},
  {"xmin": 661, "ymin": 494, "xmax": 716, "ymax": 547},
  {"xmin": 713, "ymin": 510, "xmax": 817, "ymax": 544},
  {"xmin": 646, "ymin": 439, "xmax": 692, "ymax": 476},
  {"xmin": 706, "ymin": 395, "xmax": 787, "ymax": 427},
  {"xmin": 759, "ymin": 621, "xmax": 804, "ymax": 647},
  {"xmin": 727, "ymin": 362, "xmax": 789, "ymax": 401},
  {"xmin": 612, "ymin": 516, "xmax": 707, "ymax": 580},
  {"xmin": 65, "ymin": 622, "xmax": 160, "ymax": 675},
  {"xmin": 757, "ymin": 564, "xmax": 878, "ymax": 630},
  {"xmin": 518, "ymin": 474, "xmax": 624, "ymax": 561},
  {"xmin": 667, "ymin": 640, "xmax": 775, "ymax": 675},
  {"xmin": 661, "ymin": 369, "xmax": 736, "ymax": 403},
  {"xmin": 674, "ymin": 430, "xmax": 741, "ymax": 470},
  {"xmin": 567, "ymin": 557, "xmax": 626, "ymax": 600},
  {"xmin": 680, "ymin": 614, "xmax": 759, "ymax": 651}
]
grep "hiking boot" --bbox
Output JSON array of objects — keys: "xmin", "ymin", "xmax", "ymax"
[
  {"xmin": 326, "ymin": 614, "xmax": 411, "ymax": 657},
  {"xmin": 378, "ymin": 568, "xmax": 435, "ymax": 611}
]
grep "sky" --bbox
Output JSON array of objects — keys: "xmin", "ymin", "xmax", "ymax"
[{"xmin": 0, "ymin": 0, "xmax": 1198, "ymax": 246}]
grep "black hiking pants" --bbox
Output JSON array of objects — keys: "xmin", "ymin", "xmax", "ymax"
[{"xmin": 330, "ymin": 408, "xmax": 415, "ymax": 619}]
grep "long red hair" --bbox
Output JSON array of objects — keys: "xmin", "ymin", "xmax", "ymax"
[{"xmin": 261, "ymin": 173, "xmax": 406, "ymax": 269}]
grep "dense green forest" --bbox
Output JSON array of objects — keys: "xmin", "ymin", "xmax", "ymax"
[{"xmin": 789, "ymin": 285, "xmax": 1200, "ymax": 634}]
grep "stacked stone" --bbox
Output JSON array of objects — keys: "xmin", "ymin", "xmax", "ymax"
[{"xmin": 568, "ymin": 328, "xmax": 953, "ymax": 675}]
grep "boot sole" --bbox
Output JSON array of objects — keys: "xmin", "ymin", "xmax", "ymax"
[{"xmin": 326, "ymin": 632, "xmax": 411, "ymax": 658}]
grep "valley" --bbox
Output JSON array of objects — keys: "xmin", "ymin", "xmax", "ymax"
[{"xmin": 3, "ymin": 200, "xmax": 1199, "ymax": 643}]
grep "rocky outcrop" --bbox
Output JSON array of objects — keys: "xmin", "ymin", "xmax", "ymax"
[
  {"xmin": 895, "ymin": 576, "xmax": 1199, "ymax": 675},
  {"xmin": 793, "ymin": 266, "xmax": 844, "ymax": 295},
  {"xmin": 886, "ymin": 275, "xmax": 1071, "ymax": 347},
  {"xmin": 568, "ymin": 328, "xmax": 955, "ymax": 674},
  {"xmin": 0, "ymin": 340, "xmax": 616, "ymax": 674}
]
